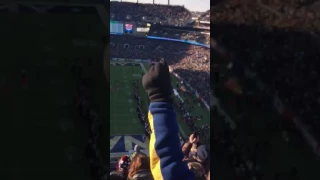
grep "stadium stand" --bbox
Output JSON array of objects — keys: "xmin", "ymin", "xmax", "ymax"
[
  {"xmin": 110, "ymin": 35, "xmax": 210, "ymax": 103},
  {"xmin": 109, "ymin": 1, "xmax": 210, "ymax": 179},
  {"xmin": 198, "ymin": 10, "xmax": 210, "ymax": 22},
  {"xmin": 211, "ymin": 0, "xmax": 320, "ymax": 179},
  {"xmin": 109, "ymin": 1, "xmax": 192, "ymax": 26}
]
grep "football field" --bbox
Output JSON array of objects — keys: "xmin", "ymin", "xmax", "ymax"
[
  {"xmin": 110, "ymin": 63, "xmax": 146, "ymax": 135},
  {"xmin": 109, "ymin": 61, "xmax": 211, "ymax": 159}
]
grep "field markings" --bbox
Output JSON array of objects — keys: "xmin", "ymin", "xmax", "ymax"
[
  {"xmin": 111, "ymin": 67, "xmax": 146, "ymax": 135},
  {"xmin": 132, "ymin": 118, "xmax": 139, "ymax": 124}
]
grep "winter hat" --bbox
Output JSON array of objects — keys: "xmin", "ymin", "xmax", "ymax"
[{"xmin": 118, "ymin": 155, "xmax": 130, "ymax": 171}]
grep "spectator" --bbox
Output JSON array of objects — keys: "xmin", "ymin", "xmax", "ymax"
[
  {"xmin": 110, "ymin": 155, "xmax": 130, "ymax": 179},
  {"xmin": 188, "ymin": 133, "xmax": 209, "ymax": 165},
  {"xmin": 109, "ymin": 2, "xmax": 192, "ymax": 26},
  {"xmin": 128, "ymin": 152, "xmax": 153, "ymax": 180},
  {"xmin": 187, "ymin": 161, "xmax": 207, "ymax": 180},
  {"xmin": 142, "ymin": 61, "xmax": 195, "ymax": 180}
]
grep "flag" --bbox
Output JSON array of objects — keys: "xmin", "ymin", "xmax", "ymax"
[{"xmin": 224, "ymin": 77, "xmax": 243, "ymax": 95}]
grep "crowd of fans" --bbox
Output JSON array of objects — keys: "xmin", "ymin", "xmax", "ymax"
[
  {"xmin": 198, "ymin": 10, "xmax": 210, "ymax": 22},
  {"xmin": 211, "ymin": 0, "xmax": 320, "ymax": 141},
  {"xmin": 148, "ymin": 28, "xmax": 210, "ymax": 45},
  {"xmin": 132, "ymin": 80, "xmax": 152, "ymax": 139},
  {"xmin": 110, "ymin": 35, "xmax": 210, "ymax": 104},
  {"xmin": 75, "ymin": 61, "xmax": 107, "ymax": 180},
  {"xmin": 173, "ymin": 86, "xmax": 210, "ymax": 144},
  {"xmin": 109, "ymin": 135, "xmax": 210, "ymax": 180},
  {"xmin": 109, "ymin": 1, "xmax": 192, "ymax": 26}
]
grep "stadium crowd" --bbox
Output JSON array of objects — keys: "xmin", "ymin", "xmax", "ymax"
[
  {"xmin": 109, "ymin": 1, "xmax": 192, "ymax": 26},
  {"xmin": 110, "ymin": 35, "xmax": 210, "ymax": 104},
  {"xmin": 211, "ymin": 0, "xmax": 320, "ymax": 179},
  {"xmin": 198, "ymin": 10, "xmax": 210, "ymax": 22}
]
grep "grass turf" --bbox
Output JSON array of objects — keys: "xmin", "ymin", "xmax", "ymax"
[
  {"xmin": 109, "ymin": 63, "xmax": 211, "ymax": 142},
  {"xmin": 109, "ymin": 64, "xmax": 146, "ymax": 135},
  {"xmin": 169, "ymin": 73, "xmax": 210, "ymax": 140}
]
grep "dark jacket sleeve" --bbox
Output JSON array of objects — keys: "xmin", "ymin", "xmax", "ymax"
[{"xmin": 148, "ymin": 102, "xmax": 195, "ymax": 180}]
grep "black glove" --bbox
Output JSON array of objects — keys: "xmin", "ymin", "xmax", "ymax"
[{"xmin": 142, "ymin": 60, "xmax": 173, "ymax": 102}]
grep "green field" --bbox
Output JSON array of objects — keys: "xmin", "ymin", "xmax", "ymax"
[
  {"xmin": 109, "ymin": 62, "xmax": 211, "ymax": 144},
  {"xmin": 110, "ymin": 64, "xmax": 146, "ymax": 135},
  {"xmin": 0, "ymin": 12, "xmax": 107, "ymax": 180},
  {"xmin": 170, "ymin": 73, "xmax": 211, "ymax": 141}
]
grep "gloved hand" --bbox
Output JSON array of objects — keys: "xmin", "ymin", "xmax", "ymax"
[{"xmin": 142, "ymin": 59, "xmax": 173, "ymax": 103}]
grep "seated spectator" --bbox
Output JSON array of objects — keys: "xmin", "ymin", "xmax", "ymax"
[
  {"xmin": 142, "ymin": 61, "xmax": 195, "ymax": 180},
  {"xmin": 188, "ymin": 133, "xmax": 209, "ymax": 165},
  {"xmin": 130, "ymin": 145, "xmax": 142, "ymax": 160},
  {"xmin": 128, "ymin": 152, "xmax": 153, "ymax": 180},
  {"xmin": 187, "ymin": 161, "xmax": 207, "ymax": 180},
  {"xmin": 110, "ymin": 155, "xmax": 130, "ymax": 179},
  {"xmin": 109, "ymin": 2, "xmax": 191, "ymax": 26}
]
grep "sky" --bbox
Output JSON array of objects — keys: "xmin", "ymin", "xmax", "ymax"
[{"xmin": 110, "ymin": 0, "xmax": 210, "ymax": 12}]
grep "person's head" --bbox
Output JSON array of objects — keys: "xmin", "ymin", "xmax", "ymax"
[
  {"xmin": 189, "ymin": 133, "xmax": 200, "ymax": 144},
  {"xmin": 187, "ymin": 162, "xmax": 206, "ymax": 180},
  {"xmin": 130, "ymin": 145, "xmax": 142, "ymax": 160},
  {"xmin": 190, "ymin": 143, "xmax": 209, "ymax": 164},
  {"xmin": 128, "ymin": 152, "xmax": 150, "ymax": 179},
  {"xmin": 117, "ymin": 155, "xmax": 130, "ymax": 172}
]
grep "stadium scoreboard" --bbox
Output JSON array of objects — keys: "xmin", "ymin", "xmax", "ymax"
[{"xmin": 110, "ymin": 21, "xmax": 151, "ymax": 36}]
